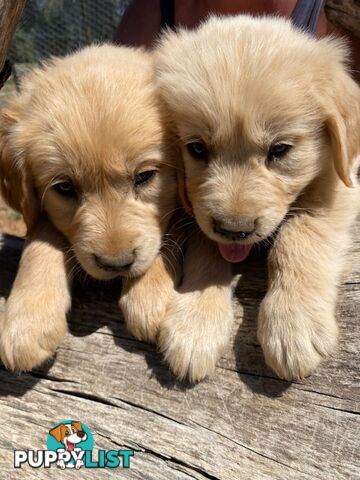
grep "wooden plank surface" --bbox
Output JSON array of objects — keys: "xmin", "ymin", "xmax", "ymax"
[{"xmin": 0, "ymin": 222, "xmax": 359, "ymax": 479}]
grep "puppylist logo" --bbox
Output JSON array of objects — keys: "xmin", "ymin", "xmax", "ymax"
[{"xmin": 14, "ymin": 420, "xmax": 134, "ymax": 470}]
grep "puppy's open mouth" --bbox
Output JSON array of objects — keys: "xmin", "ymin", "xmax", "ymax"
[{"xmin": 217, "ymin": 243, "xmax": 253, "ymax": 263}]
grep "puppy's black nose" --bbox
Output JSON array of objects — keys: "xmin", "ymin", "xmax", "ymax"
[
  {"xmin": 94, "ymin": 252, "xmax": 135, "ymax": 272},
  {"xmin": 77, "ymin": 430, "xmax": 86, "ymax": 438},
  {"xmin": 213, "ymin": 217, "xmax": 255, "ymax": 240}
]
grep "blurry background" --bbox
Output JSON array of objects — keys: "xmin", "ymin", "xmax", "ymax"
[{"xmin": 9, "ymin": 0, "xmax": 131, "ymax": 62}]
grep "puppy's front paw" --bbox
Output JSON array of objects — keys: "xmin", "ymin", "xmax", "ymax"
[
  {"xmin": 120, "ymin": 287, "xmax": 169, "ymax": 344},
  {"xmin": 120, "ymin": 255, "xmax": 175, "ymax": 343},
  {"xmin": 0, "ymin": 300, "xmax": 67, "ymax": 371},
  {"xmin": 257, "ymin": 294, "xmax": 338, "ymax": 380},
  {"xmin": 158, "ymin": 290, "xmax": 233, "ymax": 382}
]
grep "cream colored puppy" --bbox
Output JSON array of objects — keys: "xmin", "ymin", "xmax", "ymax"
[
  {"xmin": 0, "ymin": 45, "xmax": 178, "ymax": 371},
  {"xmin": 156, "ymin": 15, "xmax": 360, "ymax": 381}
]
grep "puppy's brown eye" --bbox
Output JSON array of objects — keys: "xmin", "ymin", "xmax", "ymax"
[
  {"xmin": 186, "ymin": 141, "xmax": 208, "ymax": 161},
  {"xmin": 53, "ymin": 181, "xmax": 77, "ymax": 198},
  {"xmin": 267, "ymin": 143, "xmax": 292, "ymax": 161},
  {"xmin": 134, "ymin": 170, "xmax": 157, "ymax": 187}
]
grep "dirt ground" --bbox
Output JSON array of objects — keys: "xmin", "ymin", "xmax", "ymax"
[{"xmin": 0, "ymin": 198, "xmax": 26, "ymax": 237}]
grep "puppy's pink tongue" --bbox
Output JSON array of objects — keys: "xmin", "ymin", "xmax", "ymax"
[{"xmin": 218, "ymin": 243, "xmax": 252, "ymax": 263}]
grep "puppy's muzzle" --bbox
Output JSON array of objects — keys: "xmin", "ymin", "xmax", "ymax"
[
  {"xmin": 213, "ymin": 216, "xmax": 256, "ymax": 241},
  {"xmin": 94, "ymin": 251, "xmax": 135, "ymax": 272}
]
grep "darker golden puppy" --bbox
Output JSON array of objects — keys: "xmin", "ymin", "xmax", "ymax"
[
  {"xmin": 155, "ymin": 15, "xmax": 360, "ymax": 381},
  {"xmin": 0, "ymin": 45, "xmax": 178, "ymax": 371}
]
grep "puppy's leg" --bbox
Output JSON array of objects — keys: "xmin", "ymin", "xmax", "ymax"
[
  {"xmin": 0, "ymin": 217, "xmax": 71, "ymax": 371},
  {"xmin": 159, "ymin": 231, "xmax": 234, "ymax": 382},
  {"xmin": 120, "ymin": 252, "xmax": 179, "ymax": 343},
  {"xmin": 257, "ymin": 213, "xmax": 351, "ymax": 380},
  {"xmin": 120, "ymin": 212, "xmax": 187, "ymax": 343}
]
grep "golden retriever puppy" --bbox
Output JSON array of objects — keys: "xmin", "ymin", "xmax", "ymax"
[
  {"xmin": 155, "ymin": 15, "xmax": 360, "ymax": 380},
  {"xmin": 0, "ymin": 44, "xmax": 178, "ymax": 371}
]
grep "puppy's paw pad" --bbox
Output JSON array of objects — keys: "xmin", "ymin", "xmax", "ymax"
[
  {"xmin": 159, "ymin": 330, "xmax": 218, "ymax": 382},
  {"xmin": 120, "ymin": 296, "xmax": 166, "ymax": 344},
  {"xmin": 0, "ymin": 311, "xmax": 67, "ymax": 371},
  {"xmin": 160, "ymin": 325, "xmax": 218, "ymax": 382},
  {"xmin": 159, "ymin": 300, "xmax": 231, "ymax": 382},
  {"xmin": 0, "ymin": 338, "xmax": 54, "ymax": 371},
  {"xmin": 258, "ymin": 302, "xmax": 338, "ymax": 380}
]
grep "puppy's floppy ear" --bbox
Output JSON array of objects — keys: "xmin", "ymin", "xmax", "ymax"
[
  {"xmin": 0, "ymin": 109, "xmax": 38, "ymax": 231},
  {"xmin": 319, "ymin": 64, "xmax": 360, "ymax": 187}
]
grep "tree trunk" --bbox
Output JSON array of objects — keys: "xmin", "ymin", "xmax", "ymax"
[{"xmin": 0, "ymin": 0, "xmax": 26, "ymax": 89}]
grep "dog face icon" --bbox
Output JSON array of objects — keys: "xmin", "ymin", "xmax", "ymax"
[{"xmin": 49, "ymin": 421, "xmax": 87, "ymax": 451}]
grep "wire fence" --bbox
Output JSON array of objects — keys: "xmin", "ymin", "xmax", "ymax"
[{"xmin": 9, "ymin": 0, "xmax": 131, "ymax": 64}]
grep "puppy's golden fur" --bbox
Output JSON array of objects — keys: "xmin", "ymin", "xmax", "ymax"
[
  {"xmin": 156, "ymin": 15, "xmax": 360, "ymax": 380},
  {"xmin": 0, "ymin": 45, "xmax": 178, "ymax": 370}
]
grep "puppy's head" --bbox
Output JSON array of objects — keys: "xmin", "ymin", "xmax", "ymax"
[
  {"xmin": 156, "ymin": 16, "xmax": 360, "ymax": 261},
  {"xmin": 0, "ymin": 45, "xmax": 177, "ymax": 279}
]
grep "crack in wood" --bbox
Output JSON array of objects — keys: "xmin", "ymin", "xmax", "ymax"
[
  {"xmin": 49, "ymin": 387, "xmax": 121, "ymax": 409},
  {"xmin": 49, "ymin": 386, "xmax": 191, "ymax": 429},
  {"xmin": 112, "ymin": 395, "xmax": 188, "ymax": 427},
  {"xmin": 96, "ymin": 431, "xmax": 217, "ymax": 480},
  {"xmin": 29, "ymin": 371, "xmax": 80, "ymax": 384},
  {"xmin": 313, "ymin": 403, "xmax": 360, "ymax": 415},
  {"xmin": 190, "ymin": 419, "xmax": 312, "ymax": 478},
  {"xmin": 131, "ymin": 442, "xmax": 221, "ymax": 480},
  {"xmin": 296, "ymin": 386, "xmax": 352, "ymax": 401}
]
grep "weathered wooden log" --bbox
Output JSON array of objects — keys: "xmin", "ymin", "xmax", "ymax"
[
  {"xmin": 0, "ymin": 0, "xmax": 26, "ymax": 89},
  {"xmin": 325, "ymin": 0, "xmax": 360, "ymax": 38},
  {"xmin": 0, "ymin": 222, "xmax": 359, "ymax": 478}
]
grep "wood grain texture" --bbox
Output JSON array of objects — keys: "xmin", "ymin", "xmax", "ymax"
[
  {"xmin": 0, "ymin": 222, "xmax": 359, "ymax": 479},
  {"xmin": 0, "ymin": 1, "xmax": 25, "ymax": 74}
]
